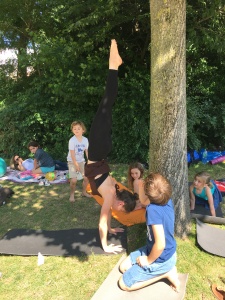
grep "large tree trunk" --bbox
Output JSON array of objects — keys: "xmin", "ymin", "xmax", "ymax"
[{"xmin": 149, "ymin": 0, "xmax": 190, "ymax": 237}]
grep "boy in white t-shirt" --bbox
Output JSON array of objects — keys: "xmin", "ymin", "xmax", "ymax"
[{"xmin": 67, "ymin": 121, "xmax": 91, "ymax": 202}]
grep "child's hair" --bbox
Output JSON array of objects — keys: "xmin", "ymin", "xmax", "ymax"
[
  {"xmin": 194, "ymin": 171, "xmax": 213, "ymax": 188},
  {"xmin": 70, "ymin": 121, "xmax": 86, "ymax": 133},
  {"xmin": 115, "ymin": 184, "xmax": 138, "ymax": 212},
  {"xmin": 27, "ymin": 141, "xmax": 40, "ymax": 148},
  {"xmin": 144, "ymin": 173, "xmax": 172, "ymax": 205},
  {"xmin": 127, "ymin": 162, "xmax": 145, "ymax": 189},
  {"xmin": 10, "ymin": 155, "xmax": 19, "ymax": 170}
]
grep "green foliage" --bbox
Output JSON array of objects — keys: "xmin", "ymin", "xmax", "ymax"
[
  {"xmin": 186, "ymin": 0, "xmax": 225, "ymax": 150},
  {"xmin": 186, "ymin": 56, "xmax": 225, "ymax": 149},
  {"xmin": 111, "ymin": 67, "xmax": 150, "ymax": 163},
  {"xmin": 0, "ymin": 0, "xmax": 151, "ymax": 162},
  {"xmin": 0, "ymin": 164, "xmax": 224, "ymax": 299},
  {"xmin": 0, "ymin": 0, "xmax": 225, "ymax": 161}
]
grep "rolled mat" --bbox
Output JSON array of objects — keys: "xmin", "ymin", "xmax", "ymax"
[
  {"xmin": 91, "ymin": 254, "xmax": 189, "ymax": 300},
  {"xmin": 196, "ymin": 218, "xmax": 225, "ymax": 257},
  {"xmin": 0, "ymin": 228, "xmax": 127, "ymax": 256},
  {"xmin": 191, "ymin": 214, "xmax": 225, "ymax": 225},
  {"xmin": 209, "ymin": 155, "xmax": 225, "ymax": 165},
  {"xmin": 87, "ymin": 183, "xmax": 146, "ymax": 226}
]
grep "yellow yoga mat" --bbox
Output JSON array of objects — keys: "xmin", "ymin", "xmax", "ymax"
[{"xmin": 87, "ymin": 182, "xmax": 146, "ymax": 226}]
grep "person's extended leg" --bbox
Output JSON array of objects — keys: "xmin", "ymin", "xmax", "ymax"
[
  {"xmin": 88, "ymin": 40, "xmax": 122, "ymax": 162},
  {"xmin": 68, "ymin": 162, "xmax": 77, "ymax": 202},
  {"xmin": 79, "ymin": 162, "xmax": 91, "ymax": 197},
  {"xmin": 69, "ymin": 177, "xmax": 77, "ymax": 202}
]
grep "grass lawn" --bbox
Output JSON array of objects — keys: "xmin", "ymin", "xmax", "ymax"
[{"xmin": 0, "ymin": 162, "xmax": 225, "ymax": 300}]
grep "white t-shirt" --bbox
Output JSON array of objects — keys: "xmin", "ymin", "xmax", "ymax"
[
  {"xmin": 67, "ymin": 136, "xmax": 88, "ymax": 163},
  {"xmin": 22, "ymin": 158, "xmax": 34, "ymax": 171}
]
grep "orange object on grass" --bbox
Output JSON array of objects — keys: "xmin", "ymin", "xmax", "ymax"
[{"xmin": 86, "ymin": 182, "xmax": 146, "ymax": 226}]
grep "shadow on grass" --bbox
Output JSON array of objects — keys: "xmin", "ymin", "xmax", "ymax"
[{"xmin": 0, "ymin": 177, "xmax": 129, "ymax": 259}]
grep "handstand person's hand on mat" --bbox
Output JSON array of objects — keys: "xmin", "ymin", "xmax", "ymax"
[{"xmin": 103, "ymin": 243, "xmax": 123, "ymax": 254}]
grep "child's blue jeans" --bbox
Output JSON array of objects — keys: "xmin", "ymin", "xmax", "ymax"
[{"xmin": 122, "ymin": 246, "xmax": 177, "ymax": 288}]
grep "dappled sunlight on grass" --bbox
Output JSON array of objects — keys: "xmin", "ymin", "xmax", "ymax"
[
  {"xmin": 49, "ymin": 190, "xmax": 59, "ymax": 196},
  {"xmin": 11, "ymin": 194, "xmax": 21, "ymax": 199},
  {"xmin": 188, "ymin": 161, "xmax": 225, "ymax": 181},
  {"xmin": 11, "ymin": 205, "xmax": 21, "ymax": 210},
  {"xmin": 110, "ymin": 163, "xmax": 129, "ymax": 184},
  {"xmin": 0, "ymin": 180, "xmax": 101, "ymax": 233},
  {"xmin": 32, "ymin": 202, "xmax": 44, "ymax": 210},
  {"xmin": 0, "ymin": 164, "xmax": 224, "ymax": 299},
  {"xmin": 71, "ymin": 217, "xmax": 78, "ymax": 223},
  {"xmin": 38, "ymin": 194, "xmax": 48, "ymax": 200}
]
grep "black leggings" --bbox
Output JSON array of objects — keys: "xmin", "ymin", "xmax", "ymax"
[{"xmin": 88, "ymin": 70, "xmax": 118, "ymax": 161}]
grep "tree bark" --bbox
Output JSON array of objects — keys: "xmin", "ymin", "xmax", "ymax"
[{"xmin": 149, "ymin": 0, "xmax": 190, "ymax": 237}]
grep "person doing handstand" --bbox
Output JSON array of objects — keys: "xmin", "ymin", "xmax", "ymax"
[{"xmin": 85, "ymin": 40, "xmax": 137, "ymax": 254}]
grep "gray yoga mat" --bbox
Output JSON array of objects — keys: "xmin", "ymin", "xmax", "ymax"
[
  {"xmin": 191, "ymin": 202, "xmax": 223, "ymax": 217},
  {"xmin": 0, "ymin": 228, "xmax": 127, "ymax": 256},
  {"xmin": 191, "ymin": 201, "xmax": 225, "ymax": 225},
  {"xmin": 196, "ymin": 218, "xmax": 225, "ymax": 257},
  {"xmin": 191, "ymin": 213, "xmax": 225, "ymax": 225},
  {"xmin": 91, "ymin": 255, "xmax": 188, "ymax": 300}
]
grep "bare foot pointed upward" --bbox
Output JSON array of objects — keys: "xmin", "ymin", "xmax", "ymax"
[{"xmin": 109, "ymin": 39, "xmax": 123, "ymax": 70}]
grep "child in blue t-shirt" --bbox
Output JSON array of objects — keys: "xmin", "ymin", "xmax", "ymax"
[{"xmin": 118, "ymin": 173, "xmax": 179, "ymax": 292}]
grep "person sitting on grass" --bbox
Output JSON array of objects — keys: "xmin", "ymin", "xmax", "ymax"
[
  {"xmin": 189, "ymin": 171, "xmax": 216, "ymax": 216},
  {"xmin": 127, "ymin": 162, "xmax": 146, "ymax": 210},
  {"xmin": 27, "ymin": 141, "xmax": 55, "ymax": 175},
  {"xmin": 118, "ymin": 173, "xmax": 180, "ymax": 292},
  {"xmin": 10, "ymin": 155, "xmax": 34, "ymax": 171},
  {"xmin": 11, "ymin": 155, "xmax": 68, "ymax": 172}
]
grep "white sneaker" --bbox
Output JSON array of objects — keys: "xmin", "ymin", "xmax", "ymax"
[
  {"xmin": 44, "ymin": 180, "xmax": 50, "ymax": 186},
  {"xmin": 39, "ymin": 180, "xmax": 44, "ymax": 186}
]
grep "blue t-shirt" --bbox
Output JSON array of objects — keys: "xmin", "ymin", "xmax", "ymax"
[
  {"xmin": 146, "ymin": 199, "xmax": 176, "ymax": 263},
  {"xmin": 35, "ymin": 149, "xmax": 54, "ymax": 168}
]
